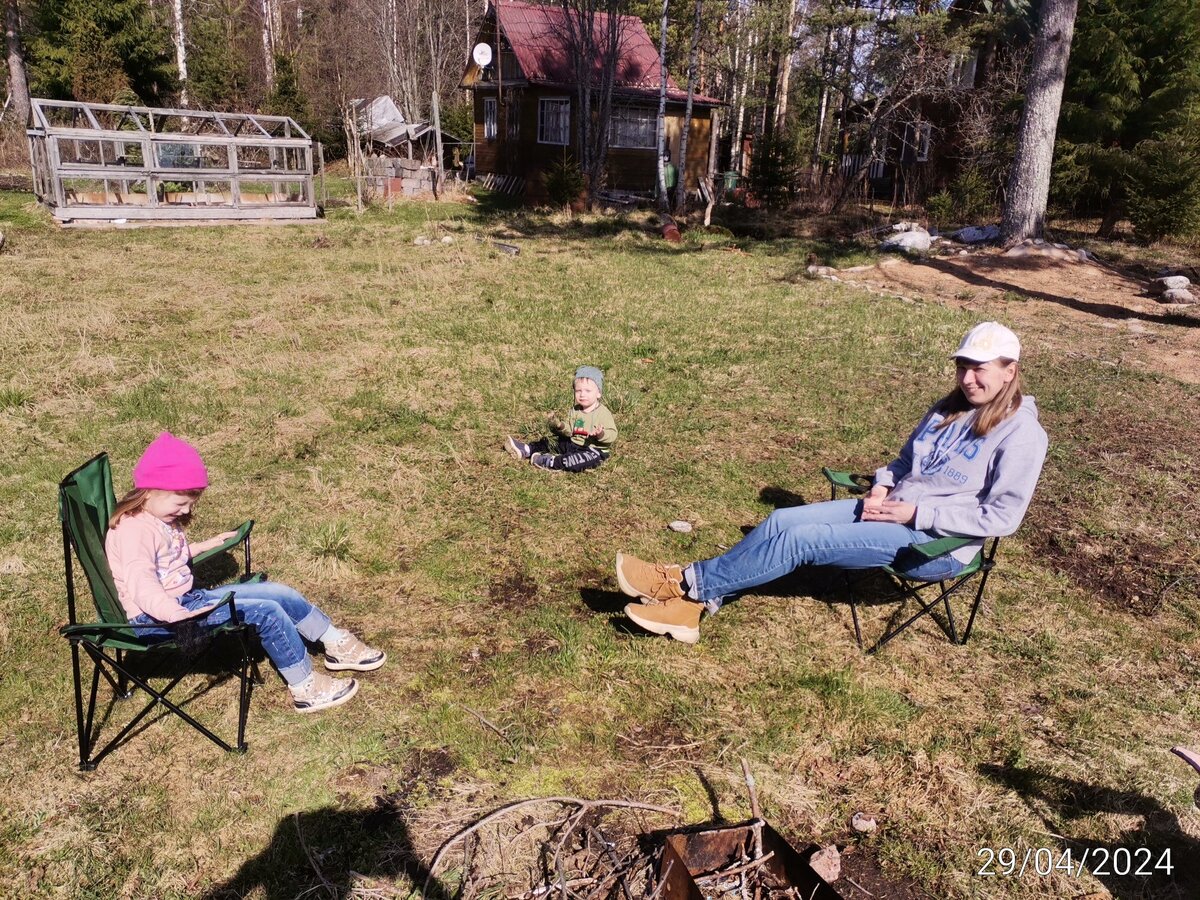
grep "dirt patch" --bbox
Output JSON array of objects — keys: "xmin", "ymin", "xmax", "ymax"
[
  {"xmin": 834, "ymin": 250, "xmax": 1200, "ymax": 383},
  {"xmin": 489, "ymin": 567, "xmax": 540, "ymax": 610},
  {"xmin": 617, "ymin": 720, "xmax": 705, "ymax": 764},
  {"xmin": 837, "ymin": 844, "xmax": 930, "ymax": 899}
]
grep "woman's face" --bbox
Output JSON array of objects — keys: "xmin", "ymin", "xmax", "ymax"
[{"xmin": 956, "ymin": 358, "xmax": 1016, "ymax": 406}]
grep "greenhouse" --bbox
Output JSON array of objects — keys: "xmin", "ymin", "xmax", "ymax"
[{"xmin": 27, "ymin": 99, "xmax": 319, "ymax": 222}]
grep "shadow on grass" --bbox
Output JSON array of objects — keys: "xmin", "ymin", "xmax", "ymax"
[
  {"xmin": 202, "ymin": 802, "xmax": 452, "ymax": 899},
  {"xmin": 979, "ymin": 763, "xmax": 1200, "ymax": 899}
]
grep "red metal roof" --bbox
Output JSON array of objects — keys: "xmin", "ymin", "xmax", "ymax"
[{"xmin": 495, "ymin": 0, "xmax": 719, "ymax": 105}]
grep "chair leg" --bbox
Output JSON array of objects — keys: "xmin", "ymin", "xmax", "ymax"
[
  {"xmin": 234, "ymin": 626, "xmax": 255, "ymax": 752},
  {"xmin": 959, "ymin": 568, "xmax": 992, "ymax": 645},
  {"xmin": 70, "ymin": 641, "xmax": 95, "ymax": 771},
  {"xmin": 941, "ymin": 581, "xmax": 961, "ymax": 645}
]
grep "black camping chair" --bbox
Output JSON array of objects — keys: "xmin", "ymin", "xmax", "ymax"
[
  {"xmin": 59, "ymin": 452, "xmax": 262, "ymax": 770},
  {"xmin": 822, "ymin": 467, "xmax": 1000, "ymax": 654}
]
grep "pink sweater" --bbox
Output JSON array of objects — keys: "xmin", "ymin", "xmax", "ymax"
[{"xmin": 105, "ymin": 511, "xmax": 196, "ymax": 622}]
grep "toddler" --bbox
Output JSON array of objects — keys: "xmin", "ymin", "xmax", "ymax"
[
  {"xmin": 506, "ymin": 365, "xmax": 617, "ymax": 472},
  {"xmin": 105, "ymin": 432, "xmax": 385, "ymax": 713}
]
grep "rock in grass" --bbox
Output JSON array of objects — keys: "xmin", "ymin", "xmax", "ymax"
[
  {"xmin": 440, "ymin": 235, "xmax": 454, "ymax": 244},
  {"xmin": 668, "ymin": 520, "xmax": 693, "ymax": 533},
  {"xmin": 850, "ymin": 812, "xmax": 878, "ymax": 833},
  {"xmin": 880, "ymin": 229, "xmax": 931, "ymax": 254},
  {"xmin": 414, "ymin": 236, "xmax": 431, "ymax": 245},
  {"xmin": 1152, "ymin": 275, "xmax": 1191, "ymax": 294},
  {"xmin": 1161, "ymin": 288, "xmax": 1198, "ymax": 304},
  {"xmin": 809, "ymin": 845, "xmax": 841, "ymax": 882}
]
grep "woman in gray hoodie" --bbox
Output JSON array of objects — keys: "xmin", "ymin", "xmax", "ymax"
[{"xmin": 615, "ymin": 322, "xmax": 1049, "ymax": 644}]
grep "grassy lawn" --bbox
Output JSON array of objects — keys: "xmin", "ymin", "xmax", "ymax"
[{"xmin": 0, "ymin": 190, "xmax": 1197, "ymax": 899}]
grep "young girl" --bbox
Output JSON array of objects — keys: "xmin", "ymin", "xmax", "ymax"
[
  {"xmin": 105, "ymin": 432, "xmax": 386, "ymax": 713},
  {"xmin": 615, "ymin": 322, "xmax": 1049, "ymax": 644}
]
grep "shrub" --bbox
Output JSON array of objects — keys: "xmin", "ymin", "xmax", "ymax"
[
  {"xmin": 949, "ymin": 168, "xmax": 995, "ymax": 221},
  {"xmin": 544, "ymin": 152, "xmax": 585, "ymax": 209},
  {"xmin": 749, "ymin": 133, "xmax": 802, "ymax": 208},
  {"xmin": 926, "ymin": 190, "xmax": 954, "ymax": 227},
  {"xmin": 1126, "ymin": 137, "xmax": 1200, "ymax": 243}
]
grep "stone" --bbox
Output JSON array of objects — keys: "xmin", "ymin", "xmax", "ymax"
[
  {"xmin": 1152, "ymin": 275, "xmax": 1191, "ymax": 294},
  {"xmin": 809, "ymin": 845, "xmax": 841, "ymax": 883},
  {"xmin": 413, "ymin": 236, "xmax": 431, "ymax": 245},
  {"xmin": 668, "ymin": 520, "xmax": 693, "ymax": 533},
  {"xmin": 892, "ymin": 220, "xmax": 923, "ymax": 232},
  {"xmin": 806, "ymin": 264, "xmax": 838, "ymax": 278},
  {"xmin": 950, "ymin": 224, "xmax": 1000, "ymax": 244},
  {"xmin": 880, "ymin": 229, "xmax": 931, "ymax": 254},
  {"xmin": 440, "ymin": 235, "xmax": 454, "ymax": 244},
  {"xmin": 1161, "ymin": 288, "xmax": 1198, "ymax": 305},
  {"xmin": 850, "ymin": 812, "xmax": 878, "ymax": 833}
]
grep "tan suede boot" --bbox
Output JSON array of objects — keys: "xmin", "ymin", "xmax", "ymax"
[
  {"xmin": 615, "ymin": 552, "xmax": 684, "ymax": 602},
  {"xmin": 624, "ymin": 598, "xmax": 702, "ymax": 644}
]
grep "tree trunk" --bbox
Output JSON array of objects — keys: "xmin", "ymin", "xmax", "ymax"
[
  {"xmin": 655, "ymin": 0, "xmax": 669, "ymax": 212},
  {"xmin": 260, "ymin": 0, "xmax": 277, "ymax": 89},
  {"xmin": 4, "ymin": 0, "xmax": 30, "ymax": 126},
  {"xmin": 172, "ymin": 0, "xmax": 189, "ymax": 106},
  {"xmin": 1000, "ymin": 0, "xmax": 1079, "ymax": 244},
  {"xmin": 672, "ymin": 0, "xmax": 702, "ymax": 213}
]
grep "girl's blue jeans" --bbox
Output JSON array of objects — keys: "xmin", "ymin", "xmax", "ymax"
[
  {"xmin": 688, "ymin": 499, "xmax": 964, "ymax": 610},
  {"xmin": 130, "ymin": 581, "xmax": 331, "ymax": 685}
]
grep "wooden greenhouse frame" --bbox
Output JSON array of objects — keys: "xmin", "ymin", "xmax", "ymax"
[{"xmin": 27, "ymin": 99, "xmax": 318, "ymax": 222}]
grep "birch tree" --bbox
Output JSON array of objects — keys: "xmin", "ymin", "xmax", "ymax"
[
  {"xmin": 171, "ymin": 0, "xmax": 189, "ymax": 104},
  {"xmin": 655, "ymin": 0, "xmax": 670, "ymax": 211},
  {"xmin": 672, "ymin": 0, "xmax": 702, "ymax": 211},
  {"xmin": 4, "ymin": 0, "xmax": 30, "ymax": 125}
]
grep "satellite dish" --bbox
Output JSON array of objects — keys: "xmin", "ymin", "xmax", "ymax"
[{"xmin": 472, "ymin": 43, "xmax": 493, "ymax": 67}]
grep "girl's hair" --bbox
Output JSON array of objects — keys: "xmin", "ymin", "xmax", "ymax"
[
  {"xmin": 934, "ymin": 358, "xmax": 1022, "ymax": 437},
  {"xmin": 109, "ymin": 488, "xmax": 204, "ymax": 530}
]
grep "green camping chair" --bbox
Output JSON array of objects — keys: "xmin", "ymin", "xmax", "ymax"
[
  {"xmin": 822, "ymin": 467, "xmax": 1000, "ymax": 654},
  {"xmin": 59, "ymin": 452, "xmax": 262, "ymax": 770}
]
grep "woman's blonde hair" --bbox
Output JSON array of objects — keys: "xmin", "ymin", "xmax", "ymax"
[
  {"xmin": 934, "ymin": 358, "xmax": 1022, "ymax": 437},
  {"xmin": 109, "ymin": 488, "xmax": 204, "ymax": 529}
]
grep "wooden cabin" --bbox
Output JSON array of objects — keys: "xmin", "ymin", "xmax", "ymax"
[{"xmin": 461, "ymin": 0, "xmax": 720, "ymax": 201}]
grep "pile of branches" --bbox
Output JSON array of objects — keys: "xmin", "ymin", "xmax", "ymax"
[{"xmin": 421, "ymin": 797, "xmax": 676, "ymax": 899}]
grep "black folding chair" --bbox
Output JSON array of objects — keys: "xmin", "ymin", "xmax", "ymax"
[
  {"xmin": 59, "ymin": 452, "xmax": 262, "ymax": 770},
  {"xmin": 822, "ymin": 467, "xmax": 1000, "ymax": 654}
]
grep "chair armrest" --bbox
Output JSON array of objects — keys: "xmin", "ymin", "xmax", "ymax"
[
  {"xmin": 191, "ymin": 520, "xmax": 254, "ymax": 565},
  {"xmin": 821, "ymin": 468, "xmax": 872, "ymax": 495},
  {"xmin": 908, "ymin": 536, "xmax": 976, "ymax": 559},
  {"xmin": 60, "ymin": 592, "xmax": 237, "ymax": 637}
]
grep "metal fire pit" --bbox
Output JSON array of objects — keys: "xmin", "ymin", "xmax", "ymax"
[{"xmin": 657, "ymin": 820, "xmax": 844, "ymax": 899}]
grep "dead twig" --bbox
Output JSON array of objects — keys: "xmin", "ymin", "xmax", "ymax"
[
  {"xmin": 457, "ymin": 703, "xmax": 517, "ymax": 748},
  {"xmin": 694, "ymin": 850, "xmax": 777, "ymax": 884},
  {"xmin": 587, "ymin": 825, "xmax": 635, "ymax": 900},
  {"xmin": 293, "ymin": 812, "xmax": 336, "ymax": 897}
]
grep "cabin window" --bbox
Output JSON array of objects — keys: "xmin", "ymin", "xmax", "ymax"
[
  {"xmin": 538, "ymin": 98, "xmax": 570, "ymax": 145},
  {"xmin": 902, "ymin": 122, "xmax": 931, "ymax": 162},
  {"xmin": 609, "ymin": 107, "xmax": 657, "ymax": 149},
  {"xmin": 506, "ymin": 100, "xmax": 520, "ymax": 141},
  {"xmin": 484, "ymin": 98, "xmax": 497, "ymax": 141},
  {"xmin": 949, "ymin": 50, "xmax": 979, "ymax": 89}
]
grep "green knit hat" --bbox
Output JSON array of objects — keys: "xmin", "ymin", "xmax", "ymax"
[{"xmin": 574, "ymin": 365, "xmax": 604, "ymax": 396}]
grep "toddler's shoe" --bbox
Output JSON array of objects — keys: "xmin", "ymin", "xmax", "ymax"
[
  {"xmin": 624, "ymin": 598, "xmax": 702, "ymax": 644},
  {"xmin": 505, "ymin": 436, "xmax": 532, "ymax": 460},
  {"xmin": 530, "ymin": 452, "xmax": 555, "ymax": 470},
  {"xmin": 615, "ymin": 551, "xmax": 685, "ymax": 602},
  {"xmin": 290, "ymin": 671, "xmax": 358, "ymax": 713},
  {"xmin": 324, "ymin": 632, "xmax": 387, "ymax": 671}
]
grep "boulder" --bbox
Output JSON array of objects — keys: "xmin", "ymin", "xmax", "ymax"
[
  {"xmin": 1152, "ymin": 275, "xmax": 1191, "ymax": 294},
  {"xmin": 1161, "ymin": 288, "xmax": 1198, "ymax": 305},
  {"xmin": 806, "ymin": 264, "xmax": 838, "ymax": 278},
  {"xmin": 880, "ymin": 229, "xmax": 931, "ymax": 254},
  {"xmin": 892, "ymin": 220, "xmax": 924, "ymax": 232},
  {"xmin": 951, "ymin": 224, "xmax": 1000, "ymax": 244}
]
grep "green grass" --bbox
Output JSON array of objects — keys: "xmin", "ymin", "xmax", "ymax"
[{"xmin": 0, "ymin": 191, "xmax": 1198, "ymax": 898}]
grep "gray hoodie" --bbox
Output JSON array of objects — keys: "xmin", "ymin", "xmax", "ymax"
[{"xmin": 874, "ymin": 396, "xmax": 1048, "ymax": 563}]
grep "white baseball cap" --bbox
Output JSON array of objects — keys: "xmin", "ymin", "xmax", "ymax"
[{"xmin": 952, "ymin": 322, "xmax": 1021, "ymax": 363}]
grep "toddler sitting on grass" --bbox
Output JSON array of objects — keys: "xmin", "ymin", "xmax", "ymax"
[{"xmin": 506, "ymin": 365, "xmax": 617, "ymax": 472}]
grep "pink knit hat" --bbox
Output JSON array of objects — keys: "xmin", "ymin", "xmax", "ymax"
[{"xmin": 132, "ymin": 432, "xmax": 209, "ymax": 490}]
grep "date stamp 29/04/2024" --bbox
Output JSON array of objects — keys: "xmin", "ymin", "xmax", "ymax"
[{"xmin": 977, "ymin": 846, "xmax": 1173, "ymax": 878}]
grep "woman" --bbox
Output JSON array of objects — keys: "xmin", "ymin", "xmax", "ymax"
[{"xmin": 616, "ymin": 322, "xmax": 1049, "ymax": 644}]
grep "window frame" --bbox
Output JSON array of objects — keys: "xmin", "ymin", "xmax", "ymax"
[
  {"xmin": 537, "ymin": 97, "xmax": 570, "ymax": 146},
  {"xmin": 483, "ymin": 98, "xmax": 497, "ymax": 141},
  {"xmin": 608, "ymin": 106, "xmax": 658, "ymax": 150}
]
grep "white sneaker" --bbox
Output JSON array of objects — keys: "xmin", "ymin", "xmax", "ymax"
[{"xmin": 290, "ymin": 671, "xmax": 359, "ymax": 713}]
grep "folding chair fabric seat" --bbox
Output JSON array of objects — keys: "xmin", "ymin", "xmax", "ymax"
[
  {"xmin": 820, "ymin": 467, "xmax": 999, "ymax": 654},
  {"xmin": 59, "ymin": 452, "xmax": 262, "ymax": 770}
]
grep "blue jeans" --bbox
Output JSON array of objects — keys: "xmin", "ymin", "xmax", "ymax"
[
  {"xmin": 687, "ymin": 499, "xmax": 964, "ymax": 610},
  {"xmin": 130, "ymin": 581, "xmax": 331, "ymax": 685}
]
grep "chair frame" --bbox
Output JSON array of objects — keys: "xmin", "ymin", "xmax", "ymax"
[
  {"xmin": 60, "ymin": 452, "xmax": 262, "ymax": 770},
  {"xmin": 821, "ymin": 467, "xmax": 1000, "ymax": 654}
]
